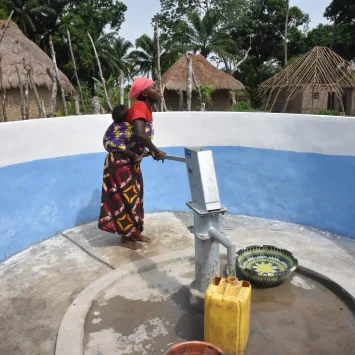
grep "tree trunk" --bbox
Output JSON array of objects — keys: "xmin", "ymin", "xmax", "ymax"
[
  {"xmin": 185, "ymin": 54, "xmax": 192, "ymax": 111},
  {"xmin": 48, "ymin": 67, "xmax": 57, "ymax": 117},
  {"xmin": 178, "ymin": 90, "xmax": 184, "ymax": 111},
  {"xmin": 155, "ymin": 19, "xmax": 164, "ymax": 112},
  {"xmin": 119, "ymin": 70, "xmax": 124, "ymax": 105},
  {"xmin": 16, "ymin": 66, "xmax": 25, "ymax": 119},
  {"xmin": 87, "ymin": 32, "xmax": 112, "ymax": 112},
  {"xmin": 74, "ymin": 92, "xmax": 81, "ymax": 115},
  {"xmin": 284, "ymin": 0, "xmax": 290, "ymax": 66},
  {"xmin": 92, "ymin": 96, "xmax": 101, "ymax": 114},
  {"xmin": 29, "ymin": 65, "xmax": 45, "ymax": 118},
  {"xmin": 0, "ymin": 10, "xmax": 14, "ymax": 46},
  {"xmin": 191, "ymin": 68, "xmax": 202, "ymax": 110},
  {"xmin": 49, "ymin": 35, "xmax": 68, "ymax": 116},
  {"xmin": 67, "ymin": 30, "xmax": 86, "ymax": 114},
  {"xmin": 23, "ymin": 58, "xmax": 30, "ymax": 120},
  {"xmin": 231, "ymin": 36, "xmax": 253, "ymax": 74}
]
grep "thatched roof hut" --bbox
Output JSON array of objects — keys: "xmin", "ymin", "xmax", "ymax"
[
  {"xmin": 162, "ymin": 54, "xmax": 244, "ymax": 111},
  {"xmin": 0, "ymin": 20, "xmax": 74, "ymax": 121},
  {"xmin": 257, "ymin": 47, "xmax": 355, "ymax": 115},
  {"xmin": 0, "ymin": 20, "xmax": 73, "ymax": 92}
]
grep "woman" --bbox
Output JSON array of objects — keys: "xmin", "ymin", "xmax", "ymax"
[{"xmin": 98, "ymin": 78, "xmax": 166, "ymax": 250}]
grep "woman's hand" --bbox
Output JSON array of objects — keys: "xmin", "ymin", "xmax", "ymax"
[{"xmin": 151, "ymin": 150, "xmax": 166, "ymax": 162}]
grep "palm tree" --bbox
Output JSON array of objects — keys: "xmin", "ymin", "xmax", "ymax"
[
  {"xmin": 170, "ymin": 9, "xmax": 233, "ymax": 58},
  {"xmin": 112, "ymin": 37, "xmax": 134, "ymax": 77},
  {"xmin": 128, "ymin": 34, "xmax": 181, "ymax": 79},
  {"xmin": 128, "ymin": 34, "xmax": 156, "ymax": 79},
  {"xmin": 11, "ymin": 0, "xmax": 56, "ymax": 38},
  {"xmin": 95, "ymin": 33, "xmax": 133, "ymax": 77},
  {"xmin": 94, "ymin": 32, "xmax": 120, "ymax": 76}
]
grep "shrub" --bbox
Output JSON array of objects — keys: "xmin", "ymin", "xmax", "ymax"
[
  {"xmin": 230, "ymin": 101, "xmax": 255, "ymax": 112},
  {"xmin": 318, "ymin": 109, "xmax": 341, "ymax": 116}
]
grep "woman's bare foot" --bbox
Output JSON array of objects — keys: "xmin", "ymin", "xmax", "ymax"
[
  {"xmin": 137, "ymin": 235, "xmax": 152, "ymax": 243},
  {"xmin": 120, "ymin": 240, "xmax": 144, "ymax": 250}
]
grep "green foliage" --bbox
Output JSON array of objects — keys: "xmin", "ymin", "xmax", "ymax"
[
  {"xmin": 128, "ymin": 34, "xmax": 180, "ymax": 79},
  {"xmin": 8, "ymin": 0, "xmax": 56, "ymax": 39},
  {"xmin": 168, "ymin": 9, "xmax": 233, "ymax": 58},
  {"xmin": 93, "ymin": 76, "xmax": 119, "ymax": 110},
  {"xmin": 305, "ymin": 23, "xmax": 355, "ymax": 62},
  {"xmin": 325, "ymin": 0, "xmax": 355, "ymax": 24},
  {"xmin": 230, "ymin": 101, "xmax": 255, "ymax": 112},
  {"xmin": 318, "ymin": 109, "xmax": 341, "ymax": 116},
  {"xmin": 128, "ymin": 34, "xmax": 157, "ymax": 78},
  {"xmin": 78, "ymin": 81, "xmax": 93, "ymax": 113},
  {"xmin": 0, "ymin": 0, "xmax": 10, "ymax": 19},
  {"xmin": 3, "ymin": 0, "xmax": 354, "ymax": 118},
  {"xmin": 54, "ymin": 101, "xmax": 76, "ymax": 117},
  {"xmin": 53, "ymin": 0, "xmax": 127, "ymax": 86},
  {"xmin": 199, "ymin": 84, "xmax": 215, "ymax": 106}
]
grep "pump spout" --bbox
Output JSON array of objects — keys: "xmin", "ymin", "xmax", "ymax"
[{"xmin": 208, "ymin": 227, "xmax": 236, "ymax": 276}]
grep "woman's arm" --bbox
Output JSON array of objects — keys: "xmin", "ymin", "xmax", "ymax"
[{"xmin": 133, "ymin": 119, "xmax": 166, "ymax": 159}]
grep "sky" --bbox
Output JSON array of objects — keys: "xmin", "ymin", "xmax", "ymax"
[{"xmin": 119, "ymin": 0, "xmax": 332, "ymax": 44}]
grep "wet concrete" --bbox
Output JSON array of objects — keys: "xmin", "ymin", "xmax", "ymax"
[
  {"xmin": 2, "ymin": 212, "xmax": 355, "ymax": 355},
  {"xmin": 84, "ymin": 260, "xmax": 355, "ymax": 355}
]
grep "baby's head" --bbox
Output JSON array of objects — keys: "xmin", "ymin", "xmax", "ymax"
[{"xmin": 112, "ymin": 105, "xmax": 128, "ymax": 123}]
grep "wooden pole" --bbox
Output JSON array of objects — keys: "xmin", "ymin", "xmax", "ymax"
[
  {"xmin": 178, "ymin": 90, "xmax": 184, "ymax": 111},
  {"xmin": 92, "ymin": 96, "xmax": 101, "ymax": 114},
  {"xmin": 67, "ymin": 30, "xmax": 86, "ymax": 114},
  {"xmin": 0, "ymin": 10, "xmax": 14, "ymax": 46},
  {"xmin": 41, "ymin": 100, "xmax": 46, "ymax": 118},
  {"xmin": 185, "ymin": 54, "xmax": 192, "ymax": 111},
  {"xmin": 74, "ymin": 92, "xmax": 80, "ymax": 115},
  {"xmin": 230, "ymin": 91, "xmax": 237, "ymax": 105},
  {"xmin": 29, "ymin": 64, "xmax": 45, "ymax": 118},
  {"xmin": 16, "ymin": 66, "xmax": 25, "ymax": 119},
  {"xmin": 119, "ymin": 70, "xmax": 124, "ymax": 105},
  {"xmin": 1, "ymin": 87, "xmax": 7, "ymax": 122},
  {"xmin": 155, "ymin": 19, "xmax": 164, "ymax": 112},
  {"xmin": 48, "ymin": 66, "xmax": 57, "ymax": 117},
  {"xmin": 87, "ymin": 32, "xmax": 112, "ymax": 112},
  {"xmin": 49, "ymin": 35, "xmax": 68, "ymax": 116},
  {"xmin": 161, "ymin": 85, "xmax": 169, "ymax": 111},
  {"xmin": 0, "ymin": 55, "xmax": 7, "ymax": 121},
  {"xmin": 23, "ymin": 58, "xmax": 30, "ymax": 120}
]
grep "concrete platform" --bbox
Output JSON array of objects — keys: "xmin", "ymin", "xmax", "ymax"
[
  {"xmin": 79, "ymin": 257, "xmax": 355, "ymax": 355},
  {"xmin": 1, "ymin": 212, "xmax": 355, "ymax": 355}
]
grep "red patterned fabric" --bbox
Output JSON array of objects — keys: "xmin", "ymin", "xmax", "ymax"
[{"xmin": 98, "ymin": 151, "xmax": 144, "ymax": 240}]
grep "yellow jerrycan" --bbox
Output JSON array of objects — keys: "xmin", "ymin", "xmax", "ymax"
[{"xmin": 204, "ymin": 276, "xmax": 252, "ymax": 355}]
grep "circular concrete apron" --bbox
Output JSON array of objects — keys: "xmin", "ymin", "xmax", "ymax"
[{"xmin": 55, "ymin": 251, "xmax": 355, "ymax": 355}]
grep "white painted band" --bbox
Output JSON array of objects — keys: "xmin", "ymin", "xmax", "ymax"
[{"xmin": 1, "ymin": 112, "xmax": 355, "ymax": 167}]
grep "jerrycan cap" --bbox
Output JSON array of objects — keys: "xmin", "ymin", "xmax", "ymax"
[{"xmin": 227, "ymin": 276, "xmax": 238, "ymax": 285}]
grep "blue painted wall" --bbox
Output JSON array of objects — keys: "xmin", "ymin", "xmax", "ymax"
[{"xmin": 1, "ymin": 146, "xmax": 355, "ymax": 260}]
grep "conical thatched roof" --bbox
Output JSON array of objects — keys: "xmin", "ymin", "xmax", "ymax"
[
  {"xmin": 0, "ymin": 20, "xmax": 73, "ymax": 92},
  {"xmin": 162, "ymin": 54, "xmax": 244, "ymax": 91},
  {"xmin": 257, "ymin": 47, "xmax": 355, "ymax": 112}
]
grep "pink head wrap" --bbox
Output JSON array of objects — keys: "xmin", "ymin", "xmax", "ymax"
[{"xmin": 129, "ymin": 77, "xmax": 155, "ymax": 100}]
